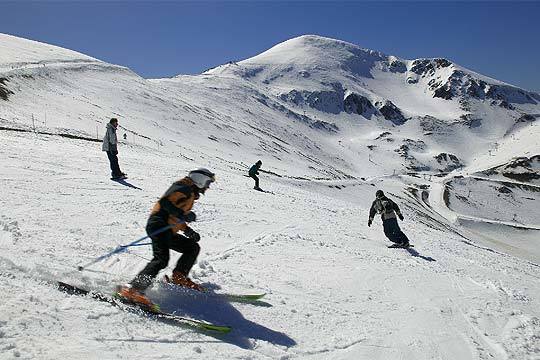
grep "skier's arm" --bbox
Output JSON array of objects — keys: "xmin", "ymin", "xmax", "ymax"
[
  {"xmin": 368, "ymin": 201, "xmax": 377, "ymax": 221},
  {"xmin": 368, "ymin": 201, "xmax": 377, "ymax": 226},
  {"xmin": 392, "ymin": 200, "xmax": 404, "ymax": 220},
  {"xmin": 102, "ymin": 129, "xmax": 110, "ymax": 146},
  {"xmin": 159, "ymin": 190, "xmax": 190, "ymax": 220},
  {"xmin": 159, "ymin": 198, "xmax": 185, "ymax": 219},
  {"xmin": 108, "ymin": 127, "xmax": 117, "ymax": 146}
]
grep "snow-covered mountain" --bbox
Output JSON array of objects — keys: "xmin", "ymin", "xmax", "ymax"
[
  {"xmin": 2, "ymin": 33, "xmax": 539, "ymax": 179},
  {"xmin": 0, "ymin": 33, "xmax": 539, "ymax": 359}
]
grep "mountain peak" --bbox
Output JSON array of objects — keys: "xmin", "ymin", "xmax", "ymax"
[{"xmin": 240, "ymin": 34, "xmax": 388, "ymax": 68}]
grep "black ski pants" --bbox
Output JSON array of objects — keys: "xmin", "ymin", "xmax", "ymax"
[
  {"xmin": 106, "ymin": 151, "xmax": 122, "ymax": 177},
  {"xmin": 130, "ymin": 222, "xmax": 200, "ymax": 291},
  {"xmin": 382, "ymin": 217, "xmax": 409, "ymax": 245},
  {"xmin": 250, "ymin": 174, "xmax": 260, "ymax": 188}
]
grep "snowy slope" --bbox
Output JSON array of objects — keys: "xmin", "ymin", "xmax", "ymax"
[
  {"xmin": 0, "ymin": 33, "xmax": 539, "ymax": 359},
  {"xmin": 1, "ymin": 131, "xmax": 539, "ymax": 360},
  {"xmin": 0, "ymin": 33, "xmax": 100, "ymax": 68}
]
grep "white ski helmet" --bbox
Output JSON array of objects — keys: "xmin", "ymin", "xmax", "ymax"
[{"xmin": 188, "ymin": 168, "xmax": 216, "ymax": 190}]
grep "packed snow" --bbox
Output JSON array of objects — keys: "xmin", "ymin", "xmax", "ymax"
[{"xmin": 0, "ymin": 33, "xmax": 539, "ymax": 360}]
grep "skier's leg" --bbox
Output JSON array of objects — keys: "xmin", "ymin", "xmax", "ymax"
[
  {"xmin": 106, "ymin": 151, "xmax": 116, "ymax": 176},
  {"xmin": 383, "ymin": 218, "xmax": 400, "ymax": 244},
  {"xmin": 251, "ymin": 174, "xmax": 260, "ymax": 189},
  {"xmin": 388, "ymin": 218, "xmax": 409, "ymax": 245},
  {"xmin": 396, "ymin": 224, "xmax": 410, "ymax": 245},
  {"xmin": 169, "ymin": 234, "xmax": 200, "ymax": 275},
  {"xmin": 130, "ymin": 228, "xmax": 171, "ymax": 291},
  {"xmin": 111, "ymin": 152, "xmax": 122, "ymax": 177},
  {"xmin": 167, "ymin": 235, "xmax": 203, "ymax": 290},
  {"xmin": 107, "ymin": 151, "xmax": 122, "ymax": 177}
]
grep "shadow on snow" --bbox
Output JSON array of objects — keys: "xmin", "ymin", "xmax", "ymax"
[
  {"xmin": 147, "ymin": 283, "xmax": 297, "ymax": 349},
  {"xmin": 405, "ymin": 247, "xmax": 436, "ymax": 262},
  {"xmin": 111, "ymin": 178, "xmax": 143, "ymax": 190}
]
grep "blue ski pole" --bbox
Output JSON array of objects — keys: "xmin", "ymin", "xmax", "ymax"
[{"xmin": 77, "ymin": 222, "xmax": 183, "ymax": 271}]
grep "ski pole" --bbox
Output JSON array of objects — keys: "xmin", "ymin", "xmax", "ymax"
[
  {"xmin": 120, "ymin": 242, "xmax": 152, "ymax": 247},
  {"xmin": 77, "ymin": 222, "xmax": 183, "ymax": 271}
]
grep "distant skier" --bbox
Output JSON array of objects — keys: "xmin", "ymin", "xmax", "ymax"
[
  {"xmin": 368, "ymin": 190, "xmax": 410, "ymax": 248},
  {"xmin": 117, "ymin": 168, "xmax": 216, "ymax": 307},
  {"xmin": 102, "ymin": 118, "xmax": 126, "ymax": 180},
  {"xmin": 249, "ymin": 160, "xmax": 263, "ymax": 191}
]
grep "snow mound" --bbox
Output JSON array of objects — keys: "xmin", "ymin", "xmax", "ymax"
[{"xmin": 0, "ymin": 33, "xmax": 100, "ymax": 68}]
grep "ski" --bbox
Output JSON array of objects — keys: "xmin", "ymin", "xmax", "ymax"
[
  {"xmin": 222, "ymin": 292, "xmax": 266, "ymax": 303},
  {"xmin": 161, "ymin": 276, "xmax": 266, "ymax": 304},
  {"xmin": 254, "ymin": 188, "xmax": 275, "ymax": 195},
  {"xmin": 387, "ymin": 244, "xmax": 414, "ymax": 248},
  {"xmin": 57, "ymin": 281, "xmax": 231, "ymax": 334}
]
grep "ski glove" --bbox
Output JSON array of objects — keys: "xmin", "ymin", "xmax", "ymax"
[
  {"xmin": 398, "ymin": 213, "xmax": 404, "ymax": 221},
  {"xmin": 184, "ymin": 211, "xmax": 196, "ymax": 222},
  {"xmin": 184, "ymin": 227, "xmax": 201, "ymax": 242},
  {"xmin": 368, "ymin": 219, "xmax": 372, "ymax": 227}
]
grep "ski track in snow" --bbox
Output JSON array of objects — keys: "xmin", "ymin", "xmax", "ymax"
[{"xmin": 0, "ymin": 131, "xmax": 539, "ymax": 360}]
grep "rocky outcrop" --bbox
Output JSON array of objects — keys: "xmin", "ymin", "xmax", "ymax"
[
  {"xmin": 280, "ymin": 87, "xmax": 407, "ymax": 125},
  {"xmin": 375, "ymin": 100, "xmax": 406, "ymax": 124},
  {"xmin": 343, "ymin": 93, "xmax": 376, "ymax": 117},
  {"xmin": 257, "ymin": 93, "xmax": 338, "ymax": 132},
  {"xmin": 388, "ymin": 60, "xmax": 407, "ymax": 73},
  {"xmin": 500, "ymin": 156, "xmax": 540, "ymax": 182},
  {"xmin": 435, "ymin": 153, "xmax": 463, "ymax": 172},
  {"xmin": 0, "ymin": 77, "xmax": 14, "ymax": 101},
  {"xmin": 279, "ymin": 87, "xmax": 343, "ymax": 114},
  {"xmin": 516, "ymin": 114, "xmax": 537, "ymax": 123},
  {"xmin": 393, "ymin": 139, "xmax": 430, "ymax": 172},
  {"xmin": 429, "ymin": 69, "xmax": 540, "ymax": 106},
  {"xmin": 459, "ymin": 114, "xmax": 483, "ymax": 128},
  {"xmin": 410, "ymin": 58, "xmax": 452, "ymax": 78},
  {"xmin": 375, "ymin": 131, "xmax": 393, "ymax": 141}
]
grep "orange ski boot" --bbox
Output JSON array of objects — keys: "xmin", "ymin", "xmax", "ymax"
[
  {"xmin": 116, "ymin": 285, "xmax": 159, "ymax": 311},
  {"xmin": 170, "ymin": 271, "xmax": 205, "ymax": 292}
]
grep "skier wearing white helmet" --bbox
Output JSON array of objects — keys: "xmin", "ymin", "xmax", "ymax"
[{"xmin": 117, "ymin": 168, "xmax": 215, "ymax": 307}]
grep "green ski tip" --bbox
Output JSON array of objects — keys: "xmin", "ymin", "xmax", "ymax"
[
  {"xmin": 195, "ymin": 322, "xmax": 232, "ymax": 333},
  {"xmin": 224, "ymin": 293, "xmax": 266, "ymax": 303}
]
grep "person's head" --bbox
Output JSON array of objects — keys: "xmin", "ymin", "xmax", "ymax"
[
  {"xmin": 109, "ymin": 118, "xmax": 119, "ymax": 128},
  {"xmin": 256, "ymin": 160, "xmax": 262, "ymax": 166},
  {"xmin": 376, "ymin": 190, "xmax": 385, "ymax": 199},
  {"xmin": 188, "ymin": 168, "xmax": 215, "ymax": 195}
]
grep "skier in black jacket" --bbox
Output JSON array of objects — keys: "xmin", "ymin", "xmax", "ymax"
[
  {"xmin": 368, "ymin": 190, "xmax": 410, "ymax": 248},
  {"xmin": 249, "ymin": 160, "xmax": 262, "ymax": 190}
]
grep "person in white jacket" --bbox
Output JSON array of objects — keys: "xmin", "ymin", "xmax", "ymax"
[{"xmin": 102, "ymin": 118, "xmax": 125, "ymax": 180}]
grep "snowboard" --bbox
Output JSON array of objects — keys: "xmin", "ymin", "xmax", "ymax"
[{"xmin": 387, "ymin": 244, "xmax": 414, "ymax": 248}]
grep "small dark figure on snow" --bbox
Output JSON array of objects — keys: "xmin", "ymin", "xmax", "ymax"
[
  {"xmin": 368, "ymin": 190, "xmax": 410, "ymax": 248},
  {"xmin": 249, "ymin": 160, "xmax": 262, "ymax": 190},
  {"xmin": 102, "ymin": 118, "xmax": 126, "ymax": 180},
  {"xmin": 118, "ymin": 168, "xmax": 215, "ymax": 307}
]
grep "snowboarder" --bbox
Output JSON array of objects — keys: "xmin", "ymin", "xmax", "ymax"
[
  {"xmin": 368, "ymin": 190, "xmax": 410, "ymax": 248},
  {"xmin": 117, "ymin": 168, "xmax": 216, "ymax": 307},
  {"xmin": 102, "ymin": 118, "xmax": 126, "ymax": 180},
  {"xmin": 249, "ymin": 160, "xmax": 263, "ymax": 191}
]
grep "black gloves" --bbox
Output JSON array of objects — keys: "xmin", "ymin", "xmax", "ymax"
[
  {"xmin": 398, "ymin": 213, "xmax": 404, "ymax": 221},
  {"xmin": 184, "ymin": 227, "xmax": 201, "ymax": 242},
  {"xmin": 368, "ymin": 219, "xmax": 372, "ymax": 227},
  {"xmin": 184, "ymin": 211, "xmax": 196, "ymax": 222}
]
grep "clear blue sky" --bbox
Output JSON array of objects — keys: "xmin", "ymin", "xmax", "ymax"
[{"xmin": 1, "ymin": 1, "xmax": 539, "ymax": 92}]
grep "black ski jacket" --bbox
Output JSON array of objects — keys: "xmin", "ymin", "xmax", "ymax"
[{"xmin": 369, "ymin": 196, "xmax": 403, "ymax": 221}]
